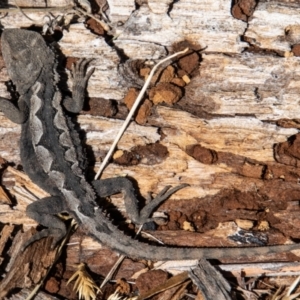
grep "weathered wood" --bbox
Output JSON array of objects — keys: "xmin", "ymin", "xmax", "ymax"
[
  {"xmin": 183, "ymin": 53, "xmax": 300, "ymax": 121},
  {"xmin": 0, "ymin": 224, "xmax": 14, "ymax": 265},
  {"xmin": 5, "ymin": 0, "xmax": 71, "ymax": 6},
  {"xmin": 189, "ymin": 260, "xmax": 232, "ymax": 300},
  {"xmin": 113, "ymin": 1, "xmax": 248, "ymax": 55},
  {"xmin": 0, "ymin": 229, "xmax": 56, "ymax": 299},
  {"xmin": 246, "ymin": 1, "xmax": 300, "ymax": 53},
  {"xmin": 0, "ymin": 4, "xmax": 300, "ymax": 298},
  {"xmin": 7, "ymin": 288, "xmax": 60, "ymax": 300},
  {"xmin": 107, "ymin": 0, "xmax": 135, "ymax": 22},
  {"xmin": 220, "ymin": 261, "xmax": 300, "ymax": 277}
]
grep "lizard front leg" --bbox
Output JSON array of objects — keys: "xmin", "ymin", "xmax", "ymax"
[
  {"xmin": 92, "ymin": 178, "xmax": 188, "ymax": 225},
  {"xmin": 23, "ymin": 196, "xmax": 67, "ymax": 249},
  {"xmin": 63, "ymin": 58, "xmax": 94, "ymax": 113},
  {"xmin": 0, "ymin": 96, "xmax": 29, "ymax": 124}
]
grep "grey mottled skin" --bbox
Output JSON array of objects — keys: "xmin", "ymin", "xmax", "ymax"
[{"xmin": 0, "ymin": 29, "xmax": 299, "ymax": 260}]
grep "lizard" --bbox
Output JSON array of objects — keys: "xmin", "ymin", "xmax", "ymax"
[{"xmin": 0, "ymin": 28, "xmax": 299, "ymax": 261}]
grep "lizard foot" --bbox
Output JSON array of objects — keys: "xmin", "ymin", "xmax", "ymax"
[
  {"xmin": 71, "ymin": 58, "xmax": 95, "ymax": 83},
  {"xmin": 92, "ymin": 177, "xmax": 188, "ymax": 227},
  {"xmin": 138, "ymin": 183, "xmax": 189, "ymax": 225},
  {"xmin": 63, "ymin": 58, "xmax": 95, "ymax": 113}
]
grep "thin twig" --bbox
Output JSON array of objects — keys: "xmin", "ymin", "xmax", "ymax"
[
  {"xmin": 0, "ymin": 5, "xmax": 74, "ymax": 13},
  {"xmin": 0, "ymin": 4, "xmax": 110, "ymax": 31},
  {"xmin": 13, "ymin": 1, "xmax": 36, "ymax": 21},
  {"xmin": 94, "ymin": 47, "xmax": 189, "ymax": 180}
]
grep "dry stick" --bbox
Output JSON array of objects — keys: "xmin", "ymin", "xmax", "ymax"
[
  {"xmin": 0, "ymin": 5, "xmax": 74, "ymax": 13},
  {"xmin": 94, "ymin": 47, "xmax": 189, "ymax": 180}
]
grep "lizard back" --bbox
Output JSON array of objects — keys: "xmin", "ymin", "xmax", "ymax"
[{"xmin": 2, "ymin": 29, "xmax": 96, "ymax": 216}]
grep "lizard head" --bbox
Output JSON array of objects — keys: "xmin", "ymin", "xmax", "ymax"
[{"xmin": 1, "ymin": 29, "xmax": 56, "ymax": 95}]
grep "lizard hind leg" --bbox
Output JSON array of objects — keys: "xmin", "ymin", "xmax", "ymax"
[
  {"xmin": 92, "ymin": 177, "xmax": 188, "ymax": 225},
  {"xmin": 23, "ymin": 196, "xmax": 67, "ymax": 250}
]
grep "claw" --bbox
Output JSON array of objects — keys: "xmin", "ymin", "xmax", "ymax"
[
  {"xmin": 85, "ymin": 67, "xmax": 95, "ymax": 80},
  {"xmin": 158, "ymin": 183, "xmax": 189, "ymax": 198},
  {"xmin": 77, "ymin": 58, "xmax": 94, "ymax": 72},
  {"xmin": 72, "ymin": 58, "xmax": 95, "ymax": 84},
  {"xmin": 71, "ymin": 58, "xmax": 94, "ymax": 78},
  {"xmin": 156, "ymin": 185, "xmax": 172, "ymax": 197},
  {"xmin": 154, "ymin": 183, "xmax": 189, "ymax": 200}
]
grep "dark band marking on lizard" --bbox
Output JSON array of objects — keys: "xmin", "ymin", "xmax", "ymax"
[{"xmin": 0, "ymin": 28, "xmax": 299, "ymax": 260}]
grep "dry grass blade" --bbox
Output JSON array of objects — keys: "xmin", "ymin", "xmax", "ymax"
[
  {"xmin": 94, "ymin": 47, "xmax": 189, "ymax": 179},
  {"xmin": 107, "ymin": 291, "xmax": 137, "ymax": 300},
  {"xmin": 270, "ymin": 276, "xmax": 300, "ymax": 300},
  {"xmin": 67, "ymin": 263, "xmax": 101, "ymax": 300}
]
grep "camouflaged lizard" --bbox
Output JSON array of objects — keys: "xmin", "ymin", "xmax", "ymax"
[{"xmin": 0, "ymin": 28, "xmax": 299, "ymax": 260}]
